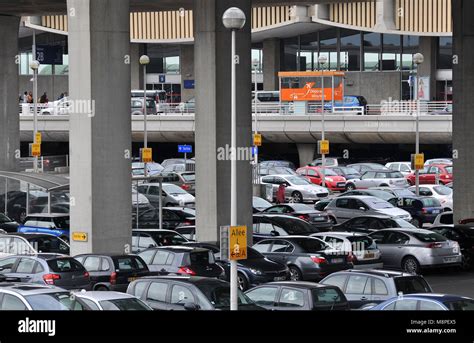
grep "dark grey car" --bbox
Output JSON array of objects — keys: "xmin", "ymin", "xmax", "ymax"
[
  {"xmin": 0, "ymin": 254, "xmax": 91, "ymax": 290},
  {"xmin": 253, "ymin": 236, "xmax": 352, "ymax": 281}
]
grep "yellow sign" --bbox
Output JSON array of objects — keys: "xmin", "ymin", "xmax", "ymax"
[
  {"xmin": 413, "ymin": 153, "xmax": 425, "ymax": 171},
  {"xmin": 253, "ymin": 133, "xmax": 262, "ymax": 147},
  {"xmin": 35, "ymin": 132, "xmax": 42, "ymax": 144},
  {"xmin": 318, "ymin": 140, "xmax": 330, "ymax": 155},
  {"xmin": 141, "ymin": 148, "xmax": 153, "ymax": 163},
  {"xmin": 229, "ymin": 226, "xmax": 247, "ymax": 261},
  {"xmin": 72, "ymin": 232, "xmax": 88, "ymax": 242},
  {"xmin": 31, "ymin": 143, "xmax": 41, "ymax": 157}
]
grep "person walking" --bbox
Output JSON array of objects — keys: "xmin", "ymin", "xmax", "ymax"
[
  {"xmin": 39, "ymin": 92, "xmax": 49, "ymax": 104},
  {"xmin": 276, "ymin": 183, "xmax": 287, "ymax": 204}
]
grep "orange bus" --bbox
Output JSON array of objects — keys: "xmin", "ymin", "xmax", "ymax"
[{"xmin": 278, "ymin": 71, "xmax": 345, "ymax": 102}]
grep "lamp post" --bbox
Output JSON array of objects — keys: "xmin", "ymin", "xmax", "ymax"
[
  {"xmin": 413, "ymin": 52, "xmax": 424, "ymax": 197},
  {"xmin": 223, "ymin": 6, "xmax": 246, "ymax": 311},
  {"xmin": 139, "ymin": 55, "xmax": 150, "ymax": 177},
  {"xmin": 318, "ymin": 55, "xmax": 328, "ymax": 188},
  {"xmin": 29, "ymin": 60, "xmax": 40, "ymax": 173},
  {"xmin": 253, "ymin": 62, "xmax": 259, "ymax": 172}
]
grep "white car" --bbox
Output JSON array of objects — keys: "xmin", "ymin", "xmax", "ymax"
[
  {"xmin": 132, "ymin": 188, "xmax": 150, "ymax": 207},
  {"xmin": 385, "ymin": 162, "xmax": 413, "ymax": 176},
  {"xmin": 345, "ymin": 170, "xmax": 409, "ymax": 191},
  {"xmin": 408, "ymin": 184, "xmax": 453, "ymax": 211},
  {"xmin": 40, "ymin": 97, "xmax": 70, "ymax": 115},
  {"xmin": 73, "ymin": 291, "xmax": 153, "ymax": 311},
  {"xmin": 260, "ymin": 174, "xmax": 329, "ymax": 203},
  {"xmin": 424, "ymin": 158, "xmax": 452, "ymax": 167}
]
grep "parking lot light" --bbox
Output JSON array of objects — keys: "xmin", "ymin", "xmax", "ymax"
[
  {"xmin": 318, "ymin": 55, "xmax": 328, "ymax": 188},
  {"xmin": 413, "ymin": 53, "xmax": 424, "ymax": 197},
  {"xmin": 140, "ymin": 55, "xmax": 150, "ymax": 176},
  {"xmin": 29, "ymin": 60, "xmax": 40, "ymax": 173}
]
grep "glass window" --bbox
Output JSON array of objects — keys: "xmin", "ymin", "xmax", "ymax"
[
  {"xmin": 252, "ymin": 48, "xmax": 263, "ymax": 73},
  {"xmin": 386, "ymin": 232, "xmax": 410, "ymax": 244},
  {"xmin": 373, "ymin": 279, "xmax": 389, "ymax": 295},
  {"xmin": 395, "ymin": 277, "xmax": 432, "ymax": 294},
  {"xmin": 340, "ymin": 29, "xmax": 361, "ymax": 71},
  {"xmin": 253, "ymin": 241, "xmax": 273, "ymax": 253},
  {"xmin": 419, "ymin": 300, "xmax": 445, "ymax": 311},
  {"xmin": 270, "ymin": 240, "xmax": 291, "ymax": 253},
  {"xmin": 47, "ymin": 258, "xmax": 84, "ymax": 272},
  {"xmin": 321, "ymin": 274, "xmax": 347, "ymax": 290},
  {"xmin": 170, "ymin": 285, "xmax": 195, "ymax": 305},
  {"xmin": 83, "ymin": 256, "xmax": 101, "ymax": 272},
  {"xmin": 363, "ymin": 33, "xmax": 381, "ymax": 71},
  {"xmin": 139, "ymin": 234, "xmax": 156, "ymax": 249},
  {"xmin": 138, "ymin": 249, "xmax": 156, "ymax": 265},
  {"xmin": 278, "ymin": 288, "xmax": 305, "ymax": 308},
  {"xmin": 147, "ymin": 282, "xmax": 168, "ymax": 302},
  {"xmin": 319, "ymin": 29, "xmax": 338, "ymax": 70},
  {"xmin": 443, "ymin": 299, "xmax": 474, "ymax": 311},
  {"xmin": 1, "ymin": 294, "xmax": 27, "ymax": 310},
  {"xmin": 346, "ymin": 275, "xmax": 369, "ymax": 294},
  {"xmin": 283, "ymin": 36, "xmax": 299, "ymax": 71},
  {"xmin": 402, "ymin": 36, "xmax": 420, "ymax": 70},
  {"xmin": 312, "ymin": 288, "xmax": 344, "ymax": 307},
  {"xmin": 382, "ymin": 34, "xmax": 401, "ymax": 71},
  {"xmin": 438, "ymin": 37, "xmax": 453, "ymax": 69},
  {"xmin": 152, "ymin": 251, "xmax": 170, "ymax": 265},
  {"xmin": 81, "ymin": 298, "xmax": 100, "ymax": 311},
  {"xmin": 245, "ymin": 287, "xmax": 278, "ymax": 306},
  {"xmin": 133, "ymin": 281, "xmax": 148, "ymax": 298},
  {"xmin": 393, "ymin": 299, "xmax": 418, "ymax": 310},
  {"xmin": 16, "ymin": 258, "xmax": 36, "ymax": 274},
  {"xmin": 0, "ymin": 257, "xmax": 18, "ymax": 273}
]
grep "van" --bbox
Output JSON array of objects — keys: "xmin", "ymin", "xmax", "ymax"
[{"xmin": 252, "ymin": 91, "xmax": 280, "ymax": 112}]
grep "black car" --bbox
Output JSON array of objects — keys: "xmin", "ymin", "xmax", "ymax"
[
  {"xmin": 332, "ymin": 215, "xmax": 417, "ymax": 234},
  {"xmin": 260, "ymin": 204, "xmax": 332, "ymax": 231},
  {"xmin": 252, "ymin": 214, "xmax": 320, "ymax": 242},
  {"xmin": 253, "ymin": 196, "xmax": 272, "ymax": 213},
  {"xmin": 127, "ymin": 276, "xmax": 263, "ymax": 310},
  {"xmin": 132, "ymin": 207, "xmax": 194, "ymax": 230},
  {"xmin": 0, "ymin": 191, "xmax": 31, "ymax": 223},
  {"xmin": 388, "ymin": 197, "xmax": 444, "ymax": 228},
  {"xmin": 0, "ymin": 213, "xmax": 19, "ymax": 233},
  {"xmin": 132, "ymin": 229, "xmax": 189, "ymax": 253},
  {"xmin": 245, "ymin": 281, "xmax": 349, "ymax": 311},
  {"xmin": 431, "ymin": 225, "xmax": 474, "ymax": 270},
  {"xmin": 253, "ymin": 236, "xmax": 352, "ymax": 281},
  {"xmin": 74, "ymin": 254, "xmax": 151, "ymax": 292},
  {"xmin": 138, "ymin": 246, "xmax": 224, "ymax": 278}
]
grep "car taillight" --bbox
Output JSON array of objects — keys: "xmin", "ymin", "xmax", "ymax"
[
  {"xmin": 178, "ymin": 266, "xmax": 197, "ymax": 276},
  {"xmin": 422, "ymin": 208, "xmax": 427, "ymax": 214},
  {"xmin": 427, "ymin": 242, "xmax": 443, "ymax": 249},
  {"xmin": 110, "ymin": 272, "xmax": 117, "ymax": 285},
  {"xmin": 181, "ymin": 184, "xmax": 191, "ymax": 191},
  {"xmin": 347, "ymin": 253, "xmax": 356, "ymax": 263},
  {"xmin": 310, "ymin": 256, "xmax": 327, "ymax": 264},
  {"xmin": 43, "ymin": 273, "xmax": 61, "ymax": 285},
  {"xmin": 298, "ymin": 214, "xmax": 310, "ymax": 221},
  {"xmin": 183, "ymin": 221, "xmax": 192, "ymax": 226},
  {"xmin": 84, "ymin": 271, "xmax": 90, "ymax": 279}
]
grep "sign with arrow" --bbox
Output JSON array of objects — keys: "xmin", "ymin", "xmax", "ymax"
[{"xmin": 72, "ymin": 232, "xmax": 88, "ymax": 242}]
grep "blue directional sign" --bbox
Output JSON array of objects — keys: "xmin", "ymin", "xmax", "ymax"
[
  {"xmin": 252, "ymin": 146, "xmax": 258, "ymax": 156},
  {"xmin": 36, "ymin": 45, "xmax": 63, "ymax": 65},
  {"xmin": 159, "ymin": 74, "xmax": 166, "ymax": 83},
  {"xmin": 178, "ymin": 145, "xmax": 193, "ymax": 154},
  {"xmin": 184, "ymin": 80, "xmax": 195, "ymax": 89}
]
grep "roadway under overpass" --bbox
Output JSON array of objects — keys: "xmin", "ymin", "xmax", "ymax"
[{"xmin": 0, "ymin": 0, "xmax": 471, "ymax": 254}]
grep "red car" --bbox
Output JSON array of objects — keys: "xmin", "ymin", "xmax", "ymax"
[
  {"xmin": 296, "ymin": 166, "xmax": 346, "ymax": 191},
  {"xmin": 406, "ymin": 164, "xmax": 453, "ymax": 185}
]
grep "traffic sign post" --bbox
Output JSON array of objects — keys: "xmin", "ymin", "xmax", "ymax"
[
  {"xmin": 35, "ymin": 132, "xmax": 42, "ymax": 145},
  {"xmin": 318, "ymin": 140, "xmax": 330, "ymax": 155},
  {"xmin": 30, "ymin": 143, "xmax": 41, "ymax": 157},
  {"xmin": 178, "ymin": 145, "xmax": 193, "ymax": 171},
  {"xmin": 411, "ymin": 153, "xmax": 424, "ymax": 171},
  {"xmin": 72, "ymin": 232, "xmax": 88, "ymax": 242},
  {"xmin": 253, "ymin": 133, "xmax": 262, "ymax": 147},
  {"xmin": 140, "ymin": 147, "xmax": 153, "ymax": 163}
]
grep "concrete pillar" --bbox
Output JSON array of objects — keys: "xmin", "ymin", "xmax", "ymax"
[
  {"xmin": 0, "ymin": 15, "xmax": 20, "ymax": 172},
  {"xmin": 263, "ymin": 38, "xmax": 281, "ymax": 91},
  {"xmin": 418, "ymin": 36, "xmax": 437, "ymax": 100},
  {"xmin": 130, "ymin": 43, "xmax": 143, "ymax": 90},
  {"xmin": 297, "ymin": 144, "xmax": 316, "ymax": 168},
  {"xmin": 67, "ymin": 0, "xmax": 131, "ymax": 255},
  {"xmin": 180, "ymin": 44, "xmax": 195, "ymax": 102},
  {"xmin": 374, "ymin": 0, "xmax": 396, "ymax": 31},
  {"xmin": 453, "ymin": 0, "xmax": 474, "ymax": 222},
  {"xmin": 194, "ymin": 0, "xmax": 253, "ymax": 245}
]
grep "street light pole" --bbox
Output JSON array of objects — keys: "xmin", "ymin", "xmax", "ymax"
[
  {"xmin": 30, "ymin": 60, "xmax": 40, "ymax": 173},
  {"xmin": 254, "ymin": 63, "xmax": 259, "ymax": 170},
  {"xmin": 413, "ymin": 53, "xmax": 424, "ymax": 197},
  {"xmin": 318, "ymin": 55, "xmax": 328, "ymax": 188},
  {"xmin": 140, "ymin": 55, "xmax": 150, "ymax": 177},
  {"xmin": 223, "ymin": 7, "xmax": 246, "ymax": 312}
]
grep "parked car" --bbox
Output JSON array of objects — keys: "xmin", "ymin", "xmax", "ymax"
[
  {"xmin": 0, "ymin": 191, "xmax": 33, "ymax": 223},
  {"xmin": 155, "ymin": 172, "xmax": 196, "ymax": 195},
  {"xmin": 5, "ymin": 233, "xmax": 70, "ymax": 255},
  {"xmin": 260, "ymin": 204, "xmax": 332, "ymax": 231},
  {"xmin": 0, "ymin": 254, "xmax": 91, "ymax": 290},
  {"xmin": 74, "ymin": 254, "xmax": 151, "ymax": 292},
  {"xmin": 314, "ymin": 199, "xmax": 331, "ymax": 211},
  {"xmin": 330, "ymin": 166, "xmax": 361, "ymax": 181},
  {"xmin": 0, "ymin": 234, "xmax": 37, "ymax": 257},
  {"xmin": 431, "ymin": 225, "xmax": 474, "ymax": 270},
  {"xmin": 347, "ymin": 163, "xmax": 389, "ymax": 174},
  {"xmin": 406, "ymin": 164, "xmax": 453, "ymax": 185},
  {"xmin": 0, "ymin": 213, "xmax": 19, "ymax": 233},
  {"xmin": 73, "ymin": 291, "xmax": 153, "ymax": 310},
  {"xmin": 260, "ymin": 175, "xmax": 329, "ymax": 203},
  {"xmin": 424, "ymin": 158, "xmax": 452, "ymax": 167},
  {"xmin": 369, "ymin": 228, "xmax": 462, "ymax": 274},
  {"xmin": 332, "ymin": 215, "xmax": 418, "ymax": 234},
  {"xmin": 252, "ymin": 214, "xmax": 320, "ymax": 242},
  {"xmin": 253, "ymin": 236, "xmax": 352, "ymax": 281},
  {"xmin": 132, "ymin": 229, "xmax": 189, "ymax": 253},
  {"xmin": 323, "ymin": 95, "xmax": 368, "ymax": 114},
  {"xmin": 137, "ymin": 183, "xmax": 195, "ymax": 208},
  {"xmin": 138, "ymin": 246, "xmax": 224, "ymax": 277},
  {"xmin": 253, "ymin": 196, "xmax": 272, "ymax": 213},
  {"xmin": 385, "ymin": 162, "xmax": 413, "ymax": 176},
  {"xmin": 311, "ymin": 232, "xmax": 383, "ymax": 269},
  {"xmin": 131, "ymin": 97, "xmax": 157, "ymax": 115},
  {"xmin": 0, "ymin": 283, "xmax": 89, "ymax": 310},
  {"xmin": 345, "ymin": 170, "xmax": 409, "ymax": 191},
  {"xmin": 132, "ymin": 207, "xmax": 195, "ymax": 230},
  {"xmin": 161, "ymin": 158, "xmax": 195, "ymax": 169},
  {"xmin": 258, "ymin": 166, "xmax": 297, "ymax": 177},
  {"xmin": 369, "ymin": 186, "xmax": 416, "ymax": 198},
  {"xmin": 245, "ymin": 281, "xmax": 350, "ymax": 310},
  {"xmin": 174, "ymin": 225, "xmax": 197, "ymax": 241},
  {"xmin": 325, "ymin": 196, "xmax": 412, "ymax": 224},
  {"xmin": 407, "ymin": 184, "xmax": 453, "ymax": 211},
  {"xmin": 369, "ymin": 294, "xmax": 474, "ymax": 311},
  {"xmin": 309, "ymin": 157, "xmax": 340, "ymax": 167},
  {"xmin": 127, "ymin": 276, "xmax": 262, "ymax": 310},
  {"xmin": 296, "ymin": 166, "xmax": 347, "ymax": 191},
  {"xmin": 341, "ymin": 189, "xmax": 396, "ymax": 202},
  {"xmin": 18, "ymin": 214, "xmax": 70, "ymax": 242},
  {"xmin": 388, "ymin": 196, "xmax": 444, "ymax": 228},
  {"xmin": 259, "ymin": 160, "xmax": 296, "ymax": 170},
  {"xmin": 131, "ymin": 162, "xmax": 163, "ymax": 177},
  {"xmin": 320, "ymin": 269, "xmax": 432, "ymax": 309}
]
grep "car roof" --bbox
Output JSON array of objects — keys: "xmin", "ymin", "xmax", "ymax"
[
  {"xmin": 74, "ymin": 253, "xmax": 138, "ymax": 259},
  {"xmin": 0, "ymin": 283, "xmax": 65, "ymax": 295},
  {"xmin": 334, "ymin": 195, "xmax": 379, "ymax": 200},
  {"xmin": 135, "ymin": 276, "xmax": 228, "ymax": 285},
  {"xmin": 145, "ymin": 246, "xmax": 208, "ymax": 253},
  {"xmin": 132, "ymin": 229, "xmax": 179, "ymax": 233},
  {"xmin": 336, "ymin": 269, "xmax": 417, "ymax": 278},
  {"xmin": 399, "ymin": 293, "xmax": 473, "ymax": 302},
  {"xmin": 264, "ymin": 281, "xmax": 333, "ymax": 289},
  {"xmin": 6, "ymin": 233, "xmax": 60, "ymax": 240},
  {"xmin": 4, "ymin": 253, "xmax": 67, "ymax": 260},
  {"xmin": 379, "ymin": 228, "xmax": 434, "ymax": 235},
  {"xmin": 253, "ymin": 214, "xmax": 308, "ymax": 222},
  {"xmin": 74, "ymin": 291, "xmax": 137, "ymax": 301},
  {"xmin": 25, "ymin": 214, "xmax": 69, "ymax": 218},
  {"xmin": 313, "ymin": 232, "xmax": 367, "ymax": 238}
]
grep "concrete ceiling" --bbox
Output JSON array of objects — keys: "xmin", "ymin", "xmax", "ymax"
[{"xmin": 0, "ymin": 0, "xmax": 363, "ymax": 16}]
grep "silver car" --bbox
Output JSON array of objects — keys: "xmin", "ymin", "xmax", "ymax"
[
  {"xmin": 73, "ymin": 291, "xmax": 153, "ymax": 311},
  {"xmin": 369, "ymin": 228, "xmax": 462, "ymax": 274},
  {"xmin": 325, "ymin": 195, "xmax": 412, "ymax": 224},
  {"xmin": 260, "ymin": 174, "xmax": 329, "ymax": 203},
  {"xmin": 345, "ymin": 170, "xmax": 409, "ymax": 191},
  {"xmin": 137, "ymin": 183, "xmax": 195, "ymax": 208}
]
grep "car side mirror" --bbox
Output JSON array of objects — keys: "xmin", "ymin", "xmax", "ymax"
[
  {"xmin": 184, "ymin": 302, "xmax": 200, "ymax": 311},
  {"xmin": 270, "ymin": 230, "xmax": 280, "ymax": 237}
]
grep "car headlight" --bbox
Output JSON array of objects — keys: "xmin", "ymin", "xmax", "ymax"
[
  {"xmin": 326, "ymin": 178, "xmax": 333, "ymax": 182},
  {"xmin": 250, "ymin": 268, "xmax": 263, "ymax": 275}
]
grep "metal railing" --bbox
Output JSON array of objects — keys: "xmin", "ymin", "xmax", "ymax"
[{"xmin": 366, "ymin": 101, "xmax": 452, "ymax": 116}]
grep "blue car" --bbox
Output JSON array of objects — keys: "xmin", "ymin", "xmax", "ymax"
[
  {"xmin": 369, "ymin": 294, "xmax": 474, "ymax": 311},
  {"xmin": 18, "ymin": 214, "xmax": 70, "ymax": 242},
  {"xmin": 324, "ymin": 95, "xmax": 367, "ymax": 114}
]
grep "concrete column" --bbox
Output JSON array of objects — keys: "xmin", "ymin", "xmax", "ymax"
[
  {"xmin": 194, "ymin": 0, "xmax": 253, "ymax": 245},
  {"xmin": 374, "ymin": 0, "xmax": 396, "ymax": 31},
  {"xmin": 67, "ymin": 0, "xmax": 131, "ymax": 255},
  {"xmin": 453, "ymin": 0, "xmax": 474, "ymax": 222},
  {"xmin": 263, "ymin": 38, "xmax": 281, "ymax": 91},
  {"xmin": 297, "ymin": 144, "xmax": 316, "ymax": 168},
  {"xmin": 180, "ymin": 44, "xmax": 195, "ymax": 102},
  {"xmin": 130, "ymin": 43, "xmax": 143, "ymax": 90},
  {"xmin": 418, "ymin": 36, "xmax": 437, "ymax": 100},
  {"xmin": 0, "ymin": 15, "xmax": 20, "ymax": 172}
]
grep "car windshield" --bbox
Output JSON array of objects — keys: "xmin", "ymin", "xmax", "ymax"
[
  {"xmin": 286, "ymin": 176, "xmax": 311, "ymax": 185},
  {"xmin": 444, "ymin": 166, "xmax": 453, "ymax": 174},
  {"xmin": 459, "ymin": 227, "xmax": 474, "ymax": 239},
  {"xmin": 183, "ymin": 250, "xmax": 215, "ymax": 265},
  {"xmin": 253, "ymin": 197, "xmax": 272, "ymax": 209},
  {"xmin": 273, "ymin": 167, "xmax": 297, "ymax": 175},
  {"xmin": 388, "ymin": 172, "xmax": 404, "ymax": 178},
  {"xmin": 293, "ymin": 238, "xmax": 330, "ymax": 253},
  {"xmin": 443, "ymin": 299, "xmax": 474, "ymax": 311},
  {"xmin": 367, "ymin": 199, "xmax": 394, "ymax": 209},
  {"xmin": 394, "ymin": 189, "xmax": 416, "ymax": 197},
  {"xmin": 181, "ymin": 173, "xmax": 195, "ymax": 182},
  {"xmin": 395, "ymin": 277, "xmax": 431, "ymax": 294},
  {"xmin": 338, "ymin": 167, "xmax": 359, "ymax": 175},
  {"xmin": 319, "ymin": 168, "xmax": 338, "ymax": 176},
  {"xmin": 368, "ymin": 190, "xmax": 394, "ymax": 201},
  {"xmin": 433, "ymin": 186, "xmax": 452, "ymax": 196},
  {"xmin": 390, "ymin": 218, "xmax": 417, "ymax": 229},
  {"xmin": 99, "ymin": 298, "xmax": 151, "ymax": 311},
  {"xmin": 197, "ymin": 284, "xmax": 254, "ymax": 309},
  {"xmin": 412, "ymin": 232, "xmax": 447, "ymax": 242},
  {"xmin": 163, "ymin": 184, "xmax": 188, "ymax": 195},
  {"xmin": 26, "ymin": 292, "xmax": 87, "ymax": 310},
  {"xmin": 421, "ymin": 198, "xmax": 441, "ymax": 207},
  {"xmin": 346, "ymin": 236, "xmax": 377, "ymax": 251},
  {"xmin": 53, "ymin": 217, "xmax": 70, "ymax": 230},
  {"xmin": 47, "ymin": 258, "xmax": 85, "ymax": 272},
  {"xmin": 270, "ymin": 217, "xmax": 314, "ymax": 235}
]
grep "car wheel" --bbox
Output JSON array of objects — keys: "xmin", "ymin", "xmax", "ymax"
[
  {"xmin": 461, "ymin": 253, "xmax": 472, "ymax": 270},
  {"xmin": 95, "ymin": 285, "xmax": 109, "ymax": 291},
  {"xmin": 237, "ymin": 272, "xmax": 249, "ymax": 291},
  {"xmin": 288, "ymin": 266, "xmax": 303, "ymax": 281},
  {"xmin": 402, "ymin": 256, "xmax": 420, "ymax": 274},
  {"xmin": 345, "ymin": 183, "xmax": 355, "ymax": 191},
  {"xmin": 411, "ymin": 217, "xmax": 422, "ymax": 228},
  {"xmin": 291, "ymin": 191, "xmax": 303, "ymax": 203}
]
